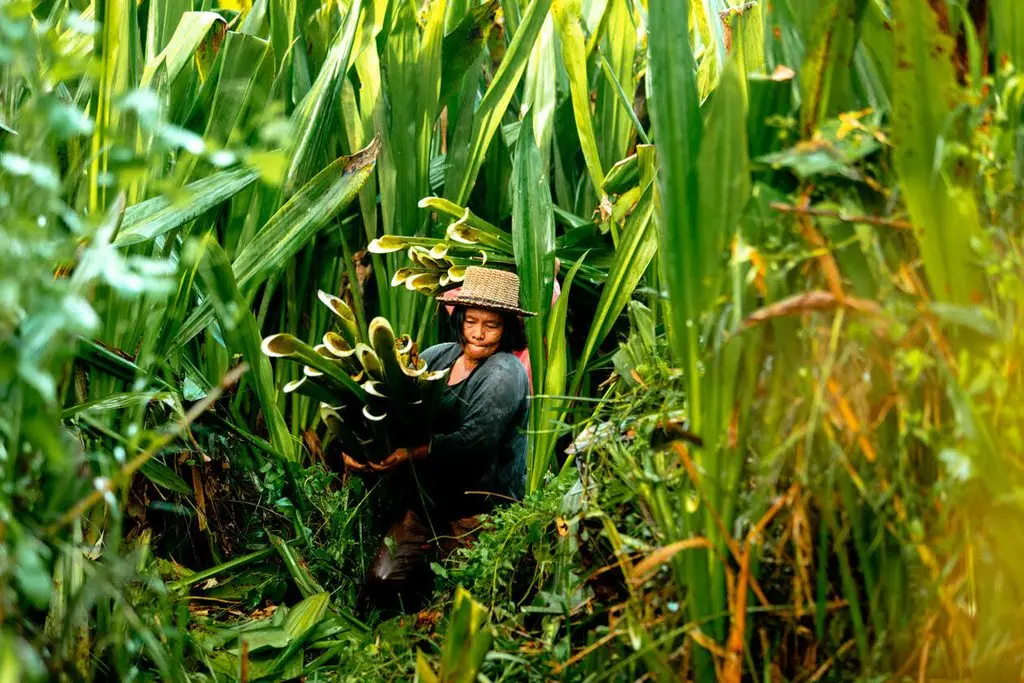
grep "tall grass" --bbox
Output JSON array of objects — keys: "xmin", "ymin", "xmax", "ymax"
[{"xmin": 3, "ymin": 0, "xmax": 1024, "ymax": 678}]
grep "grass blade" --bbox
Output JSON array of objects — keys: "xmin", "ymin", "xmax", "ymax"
[
  {"xmin": 196, "ymin": 235, "xmax": 295, "ymax": 461},
  {"xmin": 522, "ymin": 15, "xmax": 557, "ymax": 168},
  {"xmin": 140, "ymin": 11, "xmax": 224, "ymax": 90},
  {"xmin": 114, "ymin": 166, "xmax": 260, "ymax": 247},
  {"xmin": 284, "ymin": 0, "xmax": 363, "ymax": 195},
  {"xmin": 512, "ymin": 109, "xmax": 556, "ymax": 395},
  {"xmin": 528, "ymin": 255, "xmax": 583, "ymax": 493},
  {"xmin": 890, "ymin": 0, "xmax": 983, "ymax": 304},
  {"xmin": 552, "ymin": 0, "xmax": 605, "ymax": 196},
  {"xmin": 697, "ymin": 59, "xmax": 750, "ymax": 333},
  {"xmin": 569, "ymin": 181, "xmax": 655, "ymax": 397},
  {"xmin": 649, "ymin": 0, "xmax": 702, "ymax": 419},
  {"xmin": 594, "ymin": 0, "xmax": 640, "ymax": 164}
]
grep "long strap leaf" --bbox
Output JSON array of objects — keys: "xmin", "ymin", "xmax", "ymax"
[
  {"xmin": 170, "ymin": 140, "xmax": 378, "ymax": 352},
  {"xmin": 196, "ymin": 235, "xmax": 295, "ymax": 461},
  {"xmin": 569, "ymin": 181, "xmax": 655, "ymax": 398},
  {"xmin": 114, "ymin": 166, "xmax": 260, "ymax": 247},
  {"xmin": 446, "ymin": 0, "xmax": 553, "ymax": 204}
]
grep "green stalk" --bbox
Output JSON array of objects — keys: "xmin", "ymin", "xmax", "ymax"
[{"xmin": 167, "ymin": 546, "xmax": 278, "ymax": 592}]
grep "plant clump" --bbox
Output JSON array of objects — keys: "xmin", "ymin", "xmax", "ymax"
[{"xmin": 262, "ymin": 291, "xmax": 448, "ymax": 463}]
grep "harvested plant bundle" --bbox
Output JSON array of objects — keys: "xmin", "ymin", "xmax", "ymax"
[
  {"xmin": 367, "ymin": 196, "xmax": 515, "ymax": 295},
  {"xmin": 262, "ymin": 291, "xmax": 448, "ymax": 462}
]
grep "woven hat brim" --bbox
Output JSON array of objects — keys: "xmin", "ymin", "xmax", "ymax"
[{"xmin": 440, "ymin": 293, "xmax": 536, "ymax": 317}]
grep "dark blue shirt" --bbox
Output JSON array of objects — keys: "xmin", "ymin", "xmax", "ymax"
[{"xmin": 416, "ymin": 343, "xmax": 529, "ymax": 516}]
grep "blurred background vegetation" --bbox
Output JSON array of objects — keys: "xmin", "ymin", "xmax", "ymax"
[{"xmin": 2, "ymin": 0, "xmax": 1024, "ymax": 679}]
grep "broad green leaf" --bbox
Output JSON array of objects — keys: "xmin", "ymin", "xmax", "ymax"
[
  {"xmin": 90, "ymin": 0, "xmax": 142, "ymax": 210},
  {"xmin": 440, "ymin": 0, "xmax": 500, "ymax": 108},
  {"xmin": 189, "ymin": 32, "xmax": 273, "ymax": 150},
  {"xmin": 512, "ymin": 110, "xmax": 555, "ymax": 403},
  {"xmin": 692, "ymin": 0, "xmax": 723, "ymax": 99},
  {"xmin": 552, "ymin": 0, "xmax": 605, "ymax": 196},
  {"xmin": 170, "ymin": 140, "xmax": 379, "ymax": 351},
  {"xmin": 694, "ymin": 62, "xmax": 750, "ymax": 550},
  {"xmin": 375, "ymin": 0, "xmax": 446, "ymax": 333},
  {"xmin": 522, "ymin": 15, "xmax": 556, "ymax": 169},
  {"xmin": 799, "ymin": 0, "xmax": 867, "ymax": 134},
  {"xmin": 114, "ymin": 166, "xmax": 260, "ymax": 247},
  {"xmin": 229, "ymin": 627, "xmax": 291, "ymax": 653},
  {"xmin": 447, "ymin": 0, "xmax": 553, "ymax": 204},
  {"xmin": 723, "ymin": 1, "xmax": 766, "ymax": 78},
  {"xmin": 594, "ymin": 0, "xmax": 638, "ymax": 169},
  {"xmin": 348, "ymin": 0, "xmax": 388, "ymax": 70},
  {"xmin": 697, "ymin": 59, "xmax": 750, "ymax": 313},
  {"xmin": 890, "ymin": 0, "xmax": 983, "ymax": 305},
  {"xmin": 649, "ymin": 1, "xmax": 717, "ymax": 674},
  {"xmin": 349, "ymin": 36, "xmax": 387, "ymax": 317},
  {"xmin": 602, "ymin": 152, "xmax": 640, "ymax": 194},
  {"xmin": 238, "ymin": 0, "xmax": 270, "ymax": 35},
  {"xmin": 570, "ymin": 181, "xmax": 655, "ymax": 398},
  {"xmin": 282, "ymin": 593, "xmax": 331, "ymax": 640},
  {"xmin": 283, "ymin": 0, "xmax": 363, "ymax": 195},
  {"xmin": 269, "ymin": 0, "xmax": 297, "ymax": 95},
  {"xmin": 140, "ymin": 458, "xmax": 193, "ymax": 495},
  {"xmin": 270, "ymin": 534, "xmax": 326, "ymax": 597},
  {"xmin": 992, "ymin": 0, "xmax": 1024, "ymax": 74},
  {"xmin": 528, "ymin": 255, "xmax": 583, "ymax": 493},
  {"xmin": 378, "ymin": 0, "xmax": 445, "ymax": 240},
  {"xmin": 196, "ymin": 235, "xmax": 295, "ymax": 461},
  {"xmin": 649, "ymin": 0, "xmax": 702, "ymax": 402},
  {"xmin": 856, "ymin": 1, "xmax": 894, "ymax": 111},
  {"xmin": 140, "ymin": 11, "xmax": 225, "ymax": 89}
]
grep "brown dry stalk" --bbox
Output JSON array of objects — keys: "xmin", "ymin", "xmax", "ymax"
[
  {"xmin": 826, "ymin": 378, "xmax": 877, "ymax": 462},
  {"xmin": 191, "ymin": 467, "xmax": 209, "ymax": 532},
  {"xmin": 722, "ymin": 485, "xmax": 796, "ymax": 683},
  {"xmin": 770, "ymin": 201, "xmax": 914, "ymax": 231},
  {"xmin": 240, "ymin": 639, "xmax": 249, "ymax": 683},
  {"xmin": 671, "ymin": 444, "xmax": 771, "ymax": 607},
  {"xmin": 790, "ymin": 488, "xmax": 815, "ymax": 618},
  {"xmin": 741, "ymin": 290, "xmax": 884, "ymax": 330},
  {"xmin": 721, "ymin": 545, "xmax": 750, "ymax": 683},
  {"xmin": 794, "ymin": 196, "xmax": 847, "ymax": 298},
  {"xmin": 688, "ymin": 628, "xmax": 729, "ymax": 663},
  {"xmin": 808, "ymin": 639, "xmax": 856, "ymax": 682},
  {"xmin": 630, "ymin": 537, "xmax": 713, "ymax": 585}
]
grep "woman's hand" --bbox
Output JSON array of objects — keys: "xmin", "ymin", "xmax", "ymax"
[
  {"xmin": 342, "ymin": 452, "xmax": 371, "ymax": 474},
  {"xmin": 342, "ymin": 445, "xmax": 429, "ymax": 474}
]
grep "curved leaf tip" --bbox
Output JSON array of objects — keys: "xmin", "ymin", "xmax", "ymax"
[{"xmin": 262, "ymin": 333, "xmax": 300, "ymax": 357}]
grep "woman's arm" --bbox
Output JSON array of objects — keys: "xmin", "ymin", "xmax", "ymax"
[
  {"xmin": 419, "ymin": 342, "xmax": 458, "ymax": 371},
  {"xmin": 429, "ymin": 355, "xmax": 527, "ymax": 463}
]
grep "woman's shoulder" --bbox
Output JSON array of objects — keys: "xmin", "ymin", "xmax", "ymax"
[
  {"xmin": 420, "ymin": 342, "xmax": 460, "ymax": 368},
  {"xmin": 479, "ymin": 351, "xmax": 528, "ymax": 384}
]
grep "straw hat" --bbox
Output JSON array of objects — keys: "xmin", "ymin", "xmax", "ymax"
[{"xmin": 438, "ymin": 266, "xmax": 536, "ymax": 317}]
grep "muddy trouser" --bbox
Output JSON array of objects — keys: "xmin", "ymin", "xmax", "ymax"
[{"xmin": 363, "ymin": 508, "xmax": 484, "ymax": 609}]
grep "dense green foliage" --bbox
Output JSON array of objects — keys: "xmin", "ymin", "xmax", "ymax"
[{"xmin": 4, "ymin": 0, "xmax": 1024, "ymax": 679}]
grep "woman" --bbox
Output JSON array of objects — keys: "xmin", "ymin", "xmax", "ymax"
[{"xmin": 345, "ymin": 266, "xmax": 533, "ymax": 608}]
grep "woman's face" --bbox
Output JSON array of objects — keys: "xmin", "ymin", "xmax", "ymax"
[{"xmin": 461, "ymin": 307, "xmax": 504, "ymax": 362}]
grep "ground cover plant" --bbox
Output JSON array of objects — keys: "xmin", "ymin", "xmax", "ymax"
[{"xmin": 3, "ymin": 0, "xmax": 1024, "ymax": 679}]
